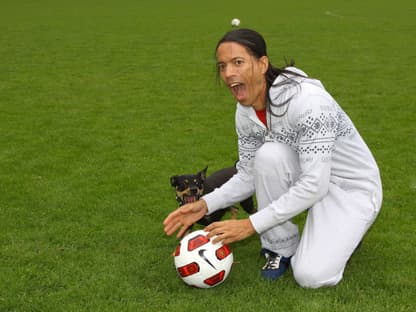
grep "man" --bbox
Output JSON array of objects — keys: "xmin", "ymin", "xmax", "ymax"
[{"xmin": 163, "ymin": 28, "xmax": 382, "ymax": 288}]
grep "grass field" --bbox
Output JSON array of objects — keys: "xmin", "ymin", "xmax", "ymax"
[{"xmin": 0, "ymin": 0, "xmax": 415, "ymax": 311}]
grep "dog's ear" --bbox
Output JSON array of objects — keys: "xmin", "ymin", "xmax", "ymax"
[
  {"xmin": 199, "ymin": 166, "xmax": 208, "ymax": 181},
  {"xmin": 170, "ymin": 176, "xmax": 178, "ymax": 187}
]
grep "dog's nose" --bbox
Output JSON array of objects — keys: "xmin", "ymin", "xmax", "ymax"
[{"xmin": 189, "ymin": 186, "xmax": 198, "ymax": 194}]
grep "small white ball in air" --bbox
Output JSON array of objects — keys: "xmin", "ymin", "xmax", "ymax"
[{"xmin": 231, "ymin": 18, "xmax": 240, "ymax": 27}]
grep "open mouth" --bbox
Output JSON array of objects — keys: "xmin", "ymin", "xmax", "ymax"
[
  {"xmin": 229, "ymin": 82, "xmax": 246, "ymax": 102},
  {"xmin": 183, "ymin": 195, "xmax": 199, "ymax": 204}
]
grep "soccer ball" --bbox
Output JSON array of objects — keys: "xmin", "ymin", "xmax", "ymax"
[{"xmin": 174, "ymin": 230, "xmax": 233, "ymax": 288}]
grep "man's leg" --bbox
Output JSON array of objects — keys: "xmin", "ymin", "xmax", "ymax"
[
  {"xmin": 253, "ymin": 142, "xmax": 301, "ymax": 257},
  {"xmin": 291, "ymin": 184, "xmax": 380, "ymax": 288}
]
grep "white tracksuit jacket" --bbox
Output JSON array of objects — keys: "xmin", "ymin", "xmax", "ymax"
[{"xmin": 203, "ymin": 67, "xmax": 382, "ymax": 234}]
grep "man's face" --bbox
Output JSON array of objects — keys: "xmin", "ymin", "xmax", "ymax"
[{"xmin": 216, "ymin": 42, "xmax": 268, "ymax": 111}]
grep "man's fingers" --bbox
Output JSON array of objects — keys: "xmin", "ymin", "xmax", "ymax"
[
  {"xmin": 177, "ymin": 225, "xmax": 190, "ymax": 238},
  {"xmin": 205, "ymin": 221, "xmax": 219, "ymax": 232},
  {"xmin": 163, "ymin": 205, "xmax": 196, "ymax": 227},
  {"xmin": 163, "ymin": 211, "xmax": 178, "ymax": 226},
  {"xmin": 164, "ymin": 201, "xmax": 208, "ymax": 238},
  {"xmin": 205, "ymin": 222, "xmax": 225, "ymax": 236},
  {"xmin": 164, "ymin": 220, "xmax": 182, "ymax": 236},
  {"xmin": 211, "ymin": 233, "xmax": 224, "ymax": 244},
  {"xmin": 205, "ymin": 222, "xmax": 227, "ymax": 244}
]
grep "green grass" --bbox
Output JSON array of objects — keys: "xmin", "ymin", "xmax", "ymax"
[{"xmin": 0, "ymin": 0, "xmax": 414, "ymax": 311}]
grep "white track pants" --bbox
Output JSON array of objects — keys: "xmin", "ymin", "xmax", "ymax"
[{"xmin": 253, "ymin": 142, "xmax": 381, "ymax": 288}]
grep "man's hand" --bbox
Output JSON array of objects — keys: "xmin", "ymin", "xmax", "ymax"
[
  {"xmin": 204, "ymin": 218, "xmax": 256, "ymax": 245},
  {"xmin": 163, "ymin": 200, "xmax": 208, "ymax": 238}
]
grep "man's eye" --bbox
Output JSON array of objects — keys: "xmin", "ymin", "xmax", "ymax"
[
  {"xmin": 218, "ymin": 63, "xmax": 226, "ymax": 71},
  {"xmin": 235, "ymin": 59, "xmax": 244, "ymax": 65}
]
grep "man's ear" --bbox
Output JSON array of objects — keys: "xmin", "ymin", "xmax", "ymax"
[{"xmin": 259, "ymin": 55, "xmax": 269, "ymax": 75}]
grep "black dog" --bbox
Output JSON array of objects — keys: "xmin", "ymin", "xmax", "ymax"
[{"xmin": 170, "ymin": 166, "xmax": 256, "ymax": 228}]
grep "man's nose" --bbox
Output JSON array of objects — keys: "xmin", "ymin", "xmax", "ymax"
[{"xmin": 223, "ymin": 65, "xmax": 236, "ymax": 78}]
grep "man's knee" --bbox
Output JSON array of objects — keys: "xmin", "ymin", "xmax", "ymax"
[
  {"xmin": 291, "ymin": 259, "xmax": 343, "ymax": 289},
  {"xmin": 254, "ymin": 143, "xmax": 298, "ymax": 173}
]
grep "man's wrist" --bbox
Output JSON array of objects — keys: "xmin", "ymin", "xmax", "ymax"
[{"xmin": 199, "ymin": 199, "xmax": 208, "ymax": 214}]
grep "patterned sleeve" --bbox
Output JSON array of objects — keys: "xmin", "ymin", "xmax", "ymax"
[
  {"xmin": 296, "ymin": 96, "xmax": 337, "ymax": 168},
  {"xmin": 202, "ymin": 107, "xmax": 260, "ymax": 214},
  {"xmin": 236, "ymin": 122, "xmax": 265, "ymax": 177}
]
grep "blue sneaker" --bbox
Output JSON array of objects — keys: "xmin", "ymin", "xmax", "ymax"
[{"xmin": 260, "ymin": 248, "xmax": 291, "ymax": 280}]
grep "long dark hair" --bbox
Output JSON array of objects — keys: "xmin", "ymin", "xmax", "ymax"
[{"xmin": 215, "ymin": 28, "xmax": 303, "ymax": 117}]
